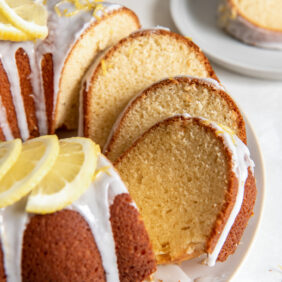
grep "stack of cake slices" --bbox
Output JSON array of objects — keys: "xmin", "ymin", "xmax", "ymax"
[{"xmin": 79, "ymin": 25, "xmax": 257, "ymax": 267}]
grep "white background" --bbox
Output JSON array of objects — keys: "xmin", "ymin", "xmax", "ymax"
[{"xmin": 114, "ymin": 1, "xmax": 282, "ymax": 281}]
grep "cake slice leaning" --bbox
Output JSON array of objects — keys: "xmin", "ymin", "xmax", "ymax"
[
  {"xmin": 50, "ymin": 2, "xmax": 141, "ymax": 132},
  {"xmin": 114, "ymin": 115, "xmax": 256, "ymax": 265},
  {"xmin": 104, "ymin": 76, "xmax": 246, "ymax": 162},
  {"xmin": 80, "ymin": 28, "xmax": 218, "ymax": 148}
]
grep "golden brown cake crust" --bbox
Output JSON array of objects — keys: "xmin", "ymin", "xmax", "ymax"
[
  {"xmin": 53, "ymin": 7, "xmax": 141, "ymax": 132},
  {"xmin": 82, "ymin": 82, "xmax": 89, "ymax": 137},
  {"xmin": 15, "ymin": 48, "xmax": 39, "ymax": 139},
  {"xmin": 21, "ymin": 210, "xmax": 106, "ymax": 282},
  {"xmin": 218, "ymin": 168, "xmax": 257, "ymax": 261},
  {"xmin": 0, "ymin": 245, "xmax": 6, "ymax": 282},
  {"xmin": 110, "ymin": 193, "xmax": 157, "ymax": 282},
  {"xmin": 83, "ymin": 29, "xmax": 218, "ymax": 138},
  {"xmin": 0, "ymin": 60, "xmax": 21, "ymax": 139},
  {"xmin": 0, "ymin": 128, "xmax": 5, "ymax": 142},
  {"xmin": 114, "ymin": 116, "xmax": 255, "ymax": 264},
  {"xmin": 104, "ymin": 76, "xmax": 247, "ymax": 160},
  {"xmin": 41, "ymin": 53, "xmax": 54, "ymax": 134}
]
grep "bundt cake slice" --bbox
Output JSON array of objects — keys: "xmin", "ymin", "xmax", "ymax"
[
  {"xmin": 114, "ymin": 115, "xmax": 256, "ymax": 265},
  {"xmin": 104, "ymin": 76, "xmax": 246, "ymax": 162},
  {"xmin": 0, "ymin": 155, "xmax": 156, "ymax": 281},
  {"xmin": 80, "ymin": 28, "xmax": 218, "ymax": 148},
  {"xmin": 218, "ymin": 0, "xmax": 282, "ymax": 49},
  {"xmin": 50, "ymin": 1, "xmax": 141, "ymax": 132}
]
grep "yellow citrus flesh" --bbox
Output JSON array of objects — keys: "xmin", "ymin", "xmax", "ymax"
[
  {"xmin": 0, "ymin": 13, "xmax": 30, "ymax": 41},
  {"xmin": 0, "ymin": 135, "xmax": 59, "ymax": 208},
  {"xmin": 26, "ymin": 137, "xmax": 100, "ymax": 214},
  {"xmin": 0, "ymin": 0, "xmax": 48, "ymax": 39},
  {"xmin": 0, "ymin": 139, "xmax": 22, "ymax": 180}
]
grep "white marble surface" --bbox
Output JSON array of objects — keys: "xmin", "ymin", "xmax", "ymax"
[{"xmin": 115, "ymin": 0, "xmax": 282, "ymax": 281}]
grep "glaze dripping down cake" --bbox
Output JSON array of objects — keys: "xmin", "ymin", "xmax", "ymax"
[
  {"xmin": 0, "ymin": 145, "xmax": 156, "ymax": 281},
  {"xmin": 115, "ymin": 115, "xmax": 256, "ymax": 265},
  {"xmin": 0, "ymin": 0, "xmax": 140, "ymax": 141}
]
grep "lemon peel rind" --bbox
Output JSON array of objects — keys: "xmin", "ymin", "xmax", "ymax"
[
  {"xmin": 0, "ymin": 0, "xmax": 48, "ymax": 39},
  {"xmin": 0, "ymin": 23, "xmax": 31, "ymax": 41},
  {"xmin": 0, "ymin": 139, "xmax": 22, "ymax": 180},
  {"xmin": 0, "ymin": 135, "xmax": 60, "ymax": 208},
  {"xmin": 26, "ymin": 138, "xmax": 100, "ymax": 214}
]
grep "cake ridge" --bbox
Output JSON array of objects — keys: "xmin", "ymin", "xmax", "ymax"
[
  {"xmin": 0, "ymin": 198, "xmax": 29, "ymax": 281},
  {"xmin": 68, "ymin": 155, "xmax": 127, "ymax": 281},
  {"xmin": 0, "ymin": 96, "xmax": 13, "ymax": 141},
  {"xmin": 0, "ymin": 42, "xmax": 33, "ymax": 140}
]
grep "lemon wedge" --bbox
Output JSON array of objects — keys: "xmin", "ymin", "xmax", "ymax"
[
  {"xmin": 0, "ymin": 139, "xmax": 22, "ymax": 180},
  {"xmin": 0, "ymin": 13, "xmax": 30, "ymax": 41},
  {"xmin": 26, "ymin": 137, "xmax": 100, "ymax": 214},
  {"xmin": 0, "ymin": 0, "xmax": 48, "ymax": 40},
  {"xmin": 0, "ymin": 135, "xmax": 59, "ymax": 208}
]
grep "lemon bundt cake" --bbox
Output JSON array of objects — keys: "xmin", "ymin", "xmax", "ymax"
[
  {"xmin": 79, "ymin": 28, "xmax": 218, "ymax": 148},
  {"xmin": 0, "ymin": 1, "xmax": 140, "ymax": 141},
  {"xmin": 218, "ymin": 0, "xmax": 282, "ymax": 49},
  {"xmin": 114, "ymin": 115, "xmax": 256, "ymax": 265},
  {"xmin": 0, "ymin": 143, "xmax": 156, "ymax": 281},
  {"xmin": 104, "ymin": 76, "xmax": 246, "ymax": 162}
]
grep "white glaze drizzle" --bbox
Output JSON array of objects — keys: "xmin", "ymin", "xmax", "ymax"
[
  {"xmin": 218, "ymin": 0, "xmax": 282, "ymax": 50},
  {"xmin": 196, "ymin": 117, "xmax": 254, "ymax": 266},
  {"xmin": 0, "ymin": 198, "xmax": 30, "ymax": 282},
  {"xmin": 0, "ymin": 155, "xmax": 128, "ymax": 281},
  {"xmin": 0, "ymin": 1, "xmax": 122, "ymax": 137},
  {"xmin": 103, "ymin": 75, "xmax": 225, "ymax": 152},
  {"xmin": 0, "ymin": 42, "xmax": 31, "ymax": 140},
  {"xmin": 0, "ymin": 96, "xmax": 13, "ymax": 140},
  {"xmin": 160, "ymin": 114, "xmax": 254, "ymax": 266},
  {"xmin": 37, "ymin": 1, "xmax": 122, "ymax": 122},
  {"xmin": 152, "ymin": 265, "xmax": 192, "ymax": 282},
  {"xmin": 69, "ymin": 155, "xmax": 127, "ymax": 281}
]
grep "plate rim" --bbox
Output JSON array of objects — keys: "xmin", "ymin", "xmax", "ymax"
[
  {"xmin": 170, "ymin": 0, "xmax": 282, "ymax": 80},
  {"xmin": 170, "ymin": 0, "xmax": 266, "ymax": 278},
  {"xmin": 229, "ymin": 112, "xmax": 266, "ymax": 281}
]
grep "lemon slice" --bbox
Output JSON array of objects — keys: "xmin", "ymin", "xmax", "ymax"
[
  {"xmin": 0, "ymin": 139, "xmax": 22, "ymax": 180},
  {"xmin": 0, "ymin": 135, "xmax": 59, "ymax": 208},
  {"xmin": 0, "ymin": 13, "xmax": 30, "ymax": 41},
  {"xmin": 26, "ymin": 137, "xmax": 100, "ymax": 214},
  {"xmin": 0, "ymin": 0, "xmax": 48, "ymax": 39}
]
